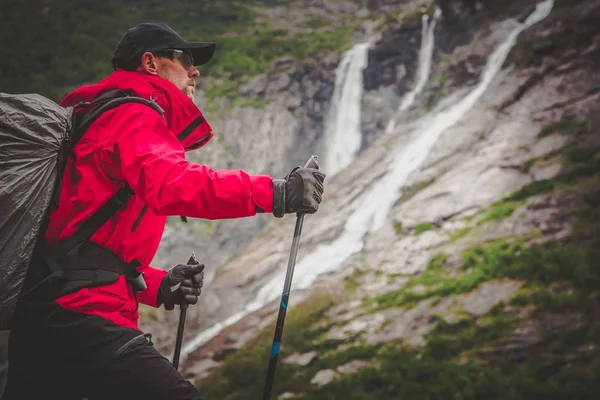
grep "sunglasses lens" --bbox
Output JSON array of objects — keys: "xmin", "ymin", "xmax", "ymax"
[
  {"xmin": 180, "ymin": 53, "xmax": 193, "ymax": 69},
  {"xmin": 157, "ymin": 49, "xmax": 194, "ymax": 69}
]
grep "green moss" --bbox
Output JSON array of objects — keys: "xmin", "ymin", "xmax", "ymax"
[
  {"xmin": 475, "ymin": 179, "xmax": 556, "ymax": 225},
  {"xmin": 537, "ymin": 118, "xmax": 587, "ymax": 138},
  {"xmin": 202, "ymin": 292, "xmax": 338, "ymax": 398},
  {"xmin": 374, "ymin": 226, "xmax": 600, "ymax": 312},
  {"xmin": 449, "ymin": 226, "xmax": 473, "ymax": 243},
  {"xmin": 396, "ymin": 178, "xmax": 436, "ymax": 206},
  {"xmin": 393, "ymin": 221, "xmax": 403, "ymax": 235},
  {"xmin": 482, "ymin": 203, "xmax": 518, "ymax": 222},
  {"xmin": 345, "ymin": 269, "xmax": 368, "ymax": 291},
  {"xmin": 414, "ymin": 223, "xmax": 435, "ymax": 235},
  {"xmin": 522, "ymin": 158, "xmax": 536, "ymax": 173},
  {"xmin": 202, "ymin": 198, "xmax": 600, "ymax": 399},
  {"xmin": 301, "ymin": 16, "xmax": 331, "ymax": 29},
  {"xmin": 506, "ymin": 180, "xmax": 556, "ymax": 202},
  {"xmin": 300, "ymin": 237, "xmax": 600, "ymax": 399}
]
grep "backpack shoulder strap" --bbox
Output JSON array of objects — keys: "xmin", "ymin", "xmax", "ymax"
[
  {"xmin": 47, "ymin": 91, "xmax": 165, "ymax": 262},
  {"xmin": 70, "ymin": 90, "xmax": 164, "ymax": 146},
  {"xmin": 43, "ymin": 185, "xmax": 134, "ymax": 266}
]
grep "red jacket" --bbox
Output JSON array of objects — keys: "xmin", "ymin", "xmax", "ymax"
[{"xmin": 50, "ymin": 70, "xmax": 274, "ymax": 330}]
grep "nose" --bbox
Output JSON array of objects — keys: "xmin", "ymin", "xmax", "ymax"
[{"xmin": 189, "ymin": 66, "xmax": 200, "ymax": 79}]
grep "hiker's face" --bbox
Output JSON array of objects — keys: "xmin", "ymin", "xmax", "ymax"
[{"xmin": 140, "ymin": 51, "xmax": 200, "ymax": 100}]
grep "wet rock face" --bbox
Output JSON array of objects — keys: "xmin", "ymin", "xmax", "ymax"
[{"xmin": 363, "ymin": 25, "xmax": 421, "ymax": 93}]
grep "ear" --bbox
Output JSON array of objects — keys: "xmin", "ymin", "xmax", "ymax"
[{"xmin": 138, "ymin": 52, "xmax": 159, "ymax": 75}]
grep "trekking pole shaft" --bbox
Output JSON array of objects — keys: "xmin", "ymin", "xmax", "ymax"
[
  {"xmin": 263, "ymin": 216, "xmax": 304, "ymax": 399},
  {"xmin": 263, "ymin": 155, "xmax": 319, "ymax": 400},
  {"xmin": 173, "ymin": 303, "xmax": 188, "ymax": 370}
]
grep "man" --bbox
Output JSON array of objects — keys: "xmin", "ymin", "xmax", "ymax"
[{"xmin": 4, "ymin": 22, "xmax": 325, "ymax": 400}]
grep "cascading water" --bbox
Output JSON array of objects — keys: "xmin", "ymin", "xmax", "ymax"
[
  {"xmin": 323, "ymin": 42, "xmax": 371, "ymax": 177},
  {"xmin": 386, "ymin": 7, "xmax": 442, "ymax": 135},
  {"xmin": 181, "ymin": 0, "xmax": 555, "ymax": 360}
]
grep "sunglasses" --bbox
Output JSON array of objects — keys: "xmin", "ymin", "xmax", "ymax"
[{"xmin": 154, "ymin": 49, "xmax": 194, "ymax": 70}]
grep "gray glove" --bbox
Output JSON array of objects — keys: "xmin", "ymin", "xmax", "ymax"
[
  {"xmin": 158, "ymin": 262, "xmax": 205, "ymax": 311},
  {"xmin": 272, "ymin": 167, "xmax": 326, "ymax": 218}
]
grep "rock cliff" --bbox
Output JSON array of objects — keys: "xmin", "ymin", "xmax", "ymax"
[{"xmin": 139, "ymin": 0, "xmax": 600, "ymax": 397}]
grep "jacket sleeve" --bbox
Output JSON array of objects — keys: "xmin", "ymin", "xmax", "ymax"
[
  {"xmin": 100, "ymin": 104, "xmax": 274, "ymax": 218},
  {"xmin": 137, "ymin": 264, "xmax": 167, "ymax": 307}
]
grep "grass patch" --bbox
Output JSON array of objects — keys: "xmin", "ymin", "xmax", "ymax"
[
  {"xmin": 538, "ymin": 118, "xmax": 587, "ymax": 138},
  {"xmin": 301, "ymin": 16, "xmax": 331, "ymax": 29},
  {"xmin": 449, "ymin": 226, "xmax": 473, "ymax": 243},
  {"xmin": 414, "ymin": 223, "xmax": 435, "ymax": 235},
  {"xmin": 393, "ymin": 221, "xmax": 403, "ymax": 235},
  {"xmin": 482, "ymin": 203, "xmax": 518, "ymax": 222},
  {"xmin": 374, "ymin": 230, "xmax": 600, "ymax": 312},
  {"xmin": 506, "ymin": 180, "xmax": 556, "ymax": 202},
  {"xmin": 304, "ymin": 234, "xmax": 600, "ymax": 398},
  {"xmin": 344, "ymin": 269, "xmax": 368, "ymax": 292},
  {"xmin": 299, "ymin": 313, "xmax": 600, "ymax": 399},
  {"xmin": 200, "ymin": 291, "xmax": 381, "ymax": 399}
]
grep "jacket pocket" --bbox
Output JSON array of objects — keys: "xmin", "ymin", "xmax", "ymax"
[
  {"xmin": 130, "ymin": 205, "xmax": 148, "ymax": 232},
  {"xmin": 113, "ymin": 333, "xmax": 147, "ymax": 358}
]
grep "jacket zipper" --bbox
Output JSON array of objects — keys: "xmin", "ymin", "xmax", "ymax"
[{"xmin": 130, "ymin": 205, "xmax": 148, "ymax": 232}]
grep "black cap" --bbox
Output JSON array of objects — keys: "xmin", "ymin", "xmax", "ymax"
[{"xmin": 111, "ymin": 22, "xmax": 216, "ymax": 70}]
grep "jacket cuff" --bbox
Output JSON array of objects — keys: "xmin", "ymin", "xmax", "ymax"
[
  {"xmin": 272, "ymin": 179, "xmax": 286, "ymax": 218},
  {"xmin": 137, "ymin": 266, "xmax": 168, "ymax": 308},
  {"xmin": 250, "ymin": 175, "xmax": 274, "ymax": 214}
]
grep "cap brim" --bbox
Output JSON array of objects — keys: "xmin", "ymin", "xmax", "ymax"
[{"xmin": 174, "ymin": 42, "xmax": 216, "ymax": 66}]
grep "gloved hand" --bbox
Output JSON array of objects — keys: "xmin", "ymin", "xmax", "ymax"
[
  {"xmin": 158, "ymin": 262, "xmax": 205, "ymax": 311},
  {"xmin": 272, "ymin": 167, "xmax": 326, "ymax": 218}
]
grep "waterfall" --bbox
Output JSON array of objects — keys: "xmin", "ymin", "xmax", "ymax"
[
  {"xmin": 181, "ymin": 0, "xmax": 555, "ymax": 360},
  {"xmin": 323, "ymin": 42, "xmax": 371, "ymax": 177},
  {"xmin": 386, "ymin": 7, "xmax": 442, "ymax": 135}
]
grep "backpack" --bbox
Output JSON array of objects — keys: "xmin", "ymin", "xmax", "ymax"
[{"xmin": 0, "ymin": 90, "xmax": 164, "ymax": 329}]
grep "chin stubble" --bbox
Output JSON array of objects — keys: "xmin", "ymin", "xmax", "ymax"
[{"xmin": 185, "ymin": 86, "xmax": 195, "ymax": 101}]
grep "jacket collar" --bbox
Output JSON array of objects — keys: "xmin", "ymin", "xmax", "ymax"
[{"xmin": 60, "ymin": 70, "xmax": 213, "ymax": 151}]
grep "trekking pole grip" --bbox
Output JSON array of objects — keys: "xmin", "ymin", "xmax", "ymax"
[
  {"xmin": 173, "ymin": 252, "xmax": 198, "ymax": 370},
  {"xmin": 304, "ymin": 155, "xmax": 319, "ymax": 170}
]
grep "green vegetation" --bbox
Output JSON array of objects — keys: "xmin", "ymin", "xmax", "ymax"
[
  {"xmin": 201, "ymin": 293, "xmax": 379, "ymax": 399},
  {"xmin": 477, "ymin": 179, "xmax": 555, "ymax": 223},
  {"xmin": 199, "ymin": 151, "xmax": 600, "ymax": 397},
  {"xmin": 393, "ymin": 221, "xmax": 404, "ymax": 235},
  {"xmin": 537, "ymin": 118, "xmax": 587, "ymax": 138},
  {"xmin": 1, "ymin": 0, "xmax": 353, "ymax": 103},
  {"xmin": 301, "ymin": 16, "xmax": 331, "ymax": 29},
  {"xmin": 328, "ymin": 225, "xmax": 600, "ymax": 398},
  {"xmin": 344, "ymin": 268, "xmax": 369, "ymax": 292},
  {"xmin": 200, "ymin": 218, "xmax": 600, "ymax": 399},
  {"xmin": 449, "ymin": 226, "xmax": 473, "ymax": 243},
  {"xmin": 395, "ymin": 178, "xmax": 436, "ymax": 206},
  {"xmin": 414, "ymin": 222, "xmax": 435, "ymax": 235}
]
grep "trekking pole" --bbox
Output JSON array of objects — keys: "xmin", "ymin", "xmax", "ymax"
[
  {"xmin": 173, "ymin": 252, "xmax": 199, "ymax": 370},
  {"xmin": 262, "ymin": 155, "xmax": 320, "ymax": 400}
]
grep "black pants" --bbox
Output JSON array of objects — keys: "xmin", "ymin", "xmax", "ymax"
[{"xmin": 3, "ymin": 299, "xmax": 202, "ymax": 400}]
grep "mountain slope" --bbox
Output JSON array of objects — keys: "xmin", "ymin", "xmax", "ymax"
[{"xmin": 136, "ymin": 1, "xmax": 600, "ymax": 398}]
